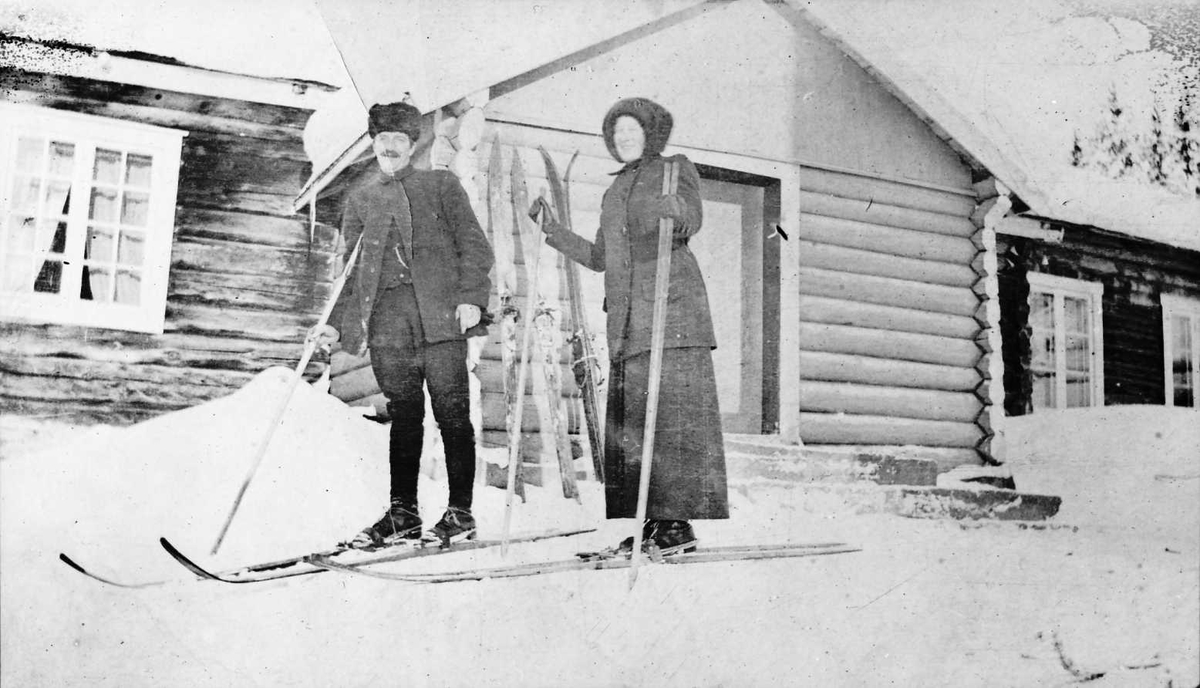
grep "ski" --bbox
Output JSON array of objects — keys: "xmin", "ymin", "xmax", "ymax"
[
  {"xmin": 158, "ymin": 527, "xmax": 596, "ymax": 585},
  {"xmin": 512, "ymin": 152, "xmax": 579, "ymax": 501},
  {"xmin": 58, "ymin": 552, "xmax": 169, "ymax": 589},
  {"xmin": 538, "ymin": 146, "xmax": 605, "ymax": 483},
  {"xmin": 309, "ymin": 542, "xmax": 861, "ymax": 584},
  {"xmin": 573, "ymin": 540, "xmax": 852, "ymax": 562},
  {"xmin": 60, "ymin": 539, "xmax": 403, "ymax": 588},
  {"xmin": 487, "ymin": 136, "xmax": 526, "ymax": 503}
]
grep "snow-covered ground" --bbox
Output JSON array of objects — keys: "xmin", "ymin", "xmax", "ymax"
[{"xmin": 1, "ymin": 369, "xmax": 1197, "ymax": 687}]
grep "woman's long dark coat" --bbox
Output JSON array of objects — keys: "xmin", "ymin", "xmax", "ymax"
[{"xmin": 546, "ymin": 100, "xmax": 728, "ymax": 520}]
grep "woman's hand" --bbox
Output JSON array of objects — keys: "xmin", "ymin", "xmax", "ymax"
[
  {"xmin": 649, "ymin": 193, "xmax": 696, "ymax": 237},
  {"xmin": 649, "ymin": 193, "xmax": 689, "ymax": 222},
  {"xmin": 539, "ymin": 216, "xmax": 564, "ymax": 236}
]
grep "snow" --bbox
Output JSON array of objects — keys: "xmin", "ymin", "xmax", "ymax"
[
  {"xmin": 0, "ymin": 0, "xmax": 348, "ymax": 87},
  {"xmin": 1, "ymin": 369, "xmax": 1197, "ymax": 687},
  {"xmin": 805, "ymin": 0, "xmax": 1200, "ymax": 251}
]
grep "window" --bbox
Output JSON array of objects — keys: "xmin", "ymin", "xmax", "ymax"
[
  {"xmin": 0, "ymin": 103, "xmax": 184, "ymax": 333},
  {"xmin": 1162, "ymin": 294, "xmax": 1200, "ymax": 409},
  {"xmin": 1027, "ymin": 273, "xmax": 1104, "ymax": 411}
]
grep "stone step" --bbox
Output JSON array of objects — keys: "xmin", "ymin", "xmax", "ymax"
[
  {"xmin": 722, "ymin": 434, "xmax": 1059, "ymax": 521},
  {"xmin": 723, "ymin": 434, "xmax": 939, "ymax": 487},
  {"xmin": 730, "ymin": 480, "xmax": 1062, "ymax": 522}
]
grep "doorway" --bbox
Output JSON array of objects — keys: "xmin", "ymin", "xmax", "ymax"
[{"xmin": 690, "ymin": 165, "xmax": 781, "ymax": 434}]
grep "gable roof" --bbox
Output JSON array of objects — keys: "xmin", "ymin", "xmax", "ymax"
[
  {"xmin": 36, "ymin": 0, "xmax": 1175, "ymax": 251},
  {"xmin": 312, "ymin": 0, "xmax": 707, "ymax": 112},
  {"xmin": 295, "ymin": 0, "xmax": 709, "ymax": 210}
]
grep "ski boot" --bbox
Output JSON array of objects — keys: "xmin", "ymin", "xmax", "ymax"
[
  {"xmin": 343, "ymin": 500, "xmax": 422, "ymax": 550},
  {"xmin": 422, "ymin": 506, "xmax": 476, "ymax": 547},
  {"xmin": 644, "ymin": 520, "xmax": 698, "ymax": 559},
  {"xmin": 579, "ymin": 519, "xmax": 698, "ymax": 561}
]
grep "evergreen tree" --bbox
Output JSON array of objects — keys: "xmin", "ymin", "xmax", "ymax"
[
  {"xmin": 1094, "ymin": 88, "xmax": 1122, "ymax": 176},
  {"xmin": 1073, "ymin": 82, "xmax": 1200, "ymax": 197},
  {"xmin": 1175, "ymin": 86, "xmax": 1199, "ymax": 196},
  {"xmin": 1148, "ymin": 103, "xmax": 1167, "ymax": 185}
]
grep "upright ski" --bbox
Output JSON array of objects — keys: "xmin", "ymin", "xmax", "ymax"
[{"xmin": 538, "ymin": 146, "xmax": 605, "ymax": 483}]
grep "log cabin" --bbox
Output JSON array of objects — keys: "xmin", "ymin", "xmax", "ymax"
[
  {"xmin": 302, "ymin": 0, "xmax": 995, "ymax": 482},
  {"xmin": 0, "ymin": 31, "xmax": 344, "ymax": 425},
  {"xmin": 994, "ymin": 207, "xmax": 1200, "ymax": 416},
  {"xmin": 3, "ymin": 1, "xmax": 1196, "ymax": 483},
  {"xmin": 304, "ymin": 0, "xmax": 1200, "ymax": 480}
]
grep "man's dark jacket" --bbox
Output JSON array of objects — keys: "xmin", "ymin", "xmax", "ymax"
[{"xmin": 330, "ymin": 166, "xmax": 494, "ymax": 356}]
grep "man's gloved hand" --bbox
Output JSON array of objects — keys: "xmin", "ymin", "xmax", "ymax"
[
  {"xmin": 306, "ymin": 324, "xmax": 340, "ymax": 351},
  {"xmin": 456, "ymin": 304, "xmax": 482, "ymax": 333}
]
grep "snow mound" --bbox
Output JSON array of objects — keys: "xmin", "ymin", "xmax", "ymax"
[
  {"xmin": 1004, "ymin": 405, "xmax": 1200, "ymax": 534},
  {"xmin": 1, "ymin": 367, "xmax": 394, "ymax": 579}
]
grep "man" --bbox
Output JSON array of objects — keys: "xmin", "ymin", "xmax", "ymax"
[{"xmin": 309, "ymin": 102, "xmax": 494, "ymax": 548}]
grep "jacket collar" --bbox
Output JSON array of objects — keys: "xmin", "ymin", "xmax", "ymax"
[
  {"xmin": 610, "ymin": 153, "xmax": 661, "ymax": 176},
  {"xmin": 376, "ymin": 165, "xmax": 417, "ymax": 184}
]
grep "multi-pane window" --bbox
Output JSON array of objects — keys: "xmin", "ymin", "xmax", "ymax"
[
  {"xmin": 0, "ymin": 103, "xmax": 183, "ymax": 333},
  {"xmin": 1027, "ymin": 273, "xmax": 1104, "ymax": 411},
  {"xmin": 1162, "ymin": 294, "xmax": 1200, "ymax": 409}
]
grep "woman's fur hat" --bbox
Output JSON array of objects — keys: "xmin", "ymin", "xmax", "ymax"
[{"xmin": 601, "ymin": 97, "xmax": 674, "ymax": 162}]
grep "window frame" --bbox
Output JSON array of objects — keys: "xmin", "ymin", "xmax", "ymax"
[
  {"xmin": 1026, "ymin": 272, "xmax": 1105, "ymax": 411},
  {"xmin": 0, "ymin": 103, "xmax": 184, "ymax": 334},
  {"xmin": 1161, "ymin": 293, "xmax": 1200, "ymax": 410}
]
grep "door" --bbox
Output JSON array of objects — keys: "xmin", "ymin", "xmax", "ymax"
[{"xmin": 690, "ymin": 174, "xmax": 775, "ymax": 433}]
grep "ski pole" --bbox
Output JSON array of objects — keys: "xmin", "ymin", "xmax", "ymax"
[
  {"xmin": 629, "ymin": 160, "xmax": 679, "ymax": 588},
  {"xmin": 210, "ymin": 235, "xmax": 364, "ymax": 555},
  {"xmin": 500, "ymin": 199, "xmax": 548, "ymax": 556}
]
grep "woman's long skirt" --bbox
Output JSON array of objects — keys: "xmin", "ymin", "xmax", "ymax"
[{"xmin": 604, "ymin": 346, "xmax": 729, "ymax": 520}]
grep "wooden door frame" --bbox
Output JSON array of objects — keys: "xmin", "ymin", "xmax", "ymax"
[
  {"xmin": 672, "ymin": 146, "xmax": 803, "ymax": 441},
  {"xmin": 695, "ymin": 164, "xmax": 783, "ymax": 434}
]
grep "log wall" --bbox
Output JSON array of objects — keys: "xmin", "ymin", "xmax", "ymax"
[
  {"xmin": 0, "ymin": 70, "xmax": 335, "ymax": 425},
  {"xmin": 795, "ymin": 166, "xmax": 988, "ymax": 467}
]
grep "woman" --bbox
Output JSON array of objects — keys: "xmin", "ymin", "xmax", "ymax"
[{"xmin": 543, "ymin": 97, "xmax": 728, "ymax": 553}]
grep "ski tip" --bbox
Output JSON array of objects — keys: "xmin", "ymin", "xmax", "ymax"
[
  {"xmin": 59, "ymin": 551, "xmax": 165, "ymax": 589},
  {"xmin": 159, "ymin": 537, "xmax": 230, "ymax": 582},
  {"xmin": 159, "ymin": 537, "xmax": 198, "ymax": 566},
  {"xmin": 59, "ymin": 552, "xmax": 86, "ymax": 574}
]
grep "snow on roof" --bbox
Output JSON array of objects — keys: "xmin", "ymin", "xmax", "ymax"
[
  {"xmin": 0, "ymin": 0, "xmax": 350, "ymax": 87},
  {"xmin": 800, "ymin": 0, "xmax": 1200, "ymax": 251}
]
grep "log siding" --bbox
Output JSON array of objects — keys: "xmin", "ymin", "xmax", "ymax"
[
  {"xmin": 0, "ymin": 69, "xmax": 335, "ymax": 425},
  {"xmin": 999, "ymin": 227, "xmax": 1200, "ymax": 413},
  {"xmin": 797, "ymin": 167, "xmax": 987, "ymax": 466}
]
